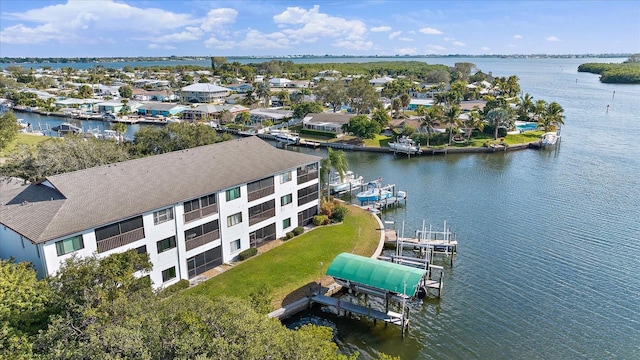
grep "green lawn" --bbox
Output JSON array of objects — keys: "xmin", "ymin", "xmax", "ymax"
[
  {"xmin": 362, "ymin": 134, "xmax": 393, "ymax": 147},
  {"xmin": 182, "ymin": 204, "xmax": 381, "ymax": 309},
  {"xmin": 0, "ymin": 133, "xmax": 51, "ymax": 157}
]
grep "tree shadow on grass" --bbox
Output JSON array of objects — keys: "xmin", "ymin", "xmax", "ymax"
[{"xmin": 281, "ymin": 281, "xmax": 323, "ymax": 307}]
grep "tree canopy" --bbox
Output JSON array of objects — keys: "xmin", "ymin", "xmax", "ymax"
[{"xmin": 0, "ymin": 111, "xmax": 20, "ymax": 150}]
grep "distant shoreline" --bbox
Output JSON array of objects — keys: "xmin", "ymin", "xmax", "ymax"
[{"xmin": 0, "ymin": 53, "xmax": 632, "ymax": 65}]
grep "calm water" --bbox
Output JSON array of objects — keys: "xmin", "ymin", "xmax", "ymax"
[
  {"xmin": 7, "ymin": 57, "xmax": 640, "ymax": 359},
  {"xmin": 284, "ymin": 58, "xmax": 640, "ymax": 359}
]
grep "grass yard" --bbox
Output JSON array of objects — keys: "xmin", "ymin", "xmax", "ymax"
[
  {"xmin": 182, "ymin": 204, "xmax": 381, "ymax": 309},
  {"xmin": 362, "ymin": 134, "xmax": 393, "ymax": 147},
  {"xmin": 0, "ymin": 133, "xmax": 51, "ymax": 157}
]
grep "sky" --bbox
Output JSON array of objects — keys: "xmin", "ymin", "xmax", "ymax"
[{"xmin": 1, "ymin": 0, "xmax": 639, "ymax": 58}]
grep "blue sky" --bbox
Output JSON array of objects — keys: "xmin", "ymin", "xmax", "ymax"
[{"xmin": 1, "ymin": 0, "xmax": 638, "ymax": 57}]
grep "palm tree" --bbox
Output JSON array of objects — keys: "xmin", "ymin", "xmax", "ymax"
[
  {"xmin": 112, "ymin": 122, "xmax": 127, "ymax": 143},
  {"xmin": 320, "ymin": 148, "xmax": 348, "ymax": 197},
  {"xmin": 444, "ymin": 105, "xmax": 462, "ymax": 145},
  {"xmin": 517, "ymin": 93, "xmax": 534, "ymax": 121},
  {"xmin": 541, "ymin": 101, "xmax": 565, "ymax": 131},
  {"xmin": 485, "ymin": 108, "xmax": 510, "ymax": 140},
  {"xmin": 420, "ymin": 106, "xmax": 442, "ymax": 147},
  {"xmin": 534, "ymin": 99, "xmax": 547, "ymax": 122},
  {"xmin": 464, "ymin": 110, "xmax": 484, "ymax": 141}
]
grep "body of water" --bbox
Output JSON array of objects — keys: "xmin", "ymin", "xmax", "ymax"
[
  {"xmin": 5, "ymin": 56, "xmax": 639, "ymax": 359},
  {"xmin": 282, "ymin": 58, "xmax": 639, "ymax": 359}
]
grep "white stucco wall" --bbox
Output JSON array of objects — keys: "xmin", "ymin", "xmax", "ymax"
[{"xmin": 0, "ymin": 226, "xmax": 45, "ymax": 276}]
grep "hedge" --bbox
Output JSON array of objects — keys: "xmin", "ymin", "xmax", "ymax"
[
  {"xmin": 299, "ymin": 128, "xmax": 338, "ymax": 138},
  {"xmin": 292, "ymin": 226, "xmax": 304, "ymax": 236},
  {"xmin": 238, "ymin": 247, "xmax": 258, "ymax": 261}
]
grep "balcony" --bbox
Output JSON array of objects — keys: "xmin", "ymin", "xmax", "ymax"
[
  {"xmin": 297, "ymin": 171, "xmax": 318, "ymax": 184},
  {"xmin": 185, "ymin": 230, "xmax": 219, "ymax": 252},
  {"xmin": 247, "ymin": 185, "xmax": 275, "ymax": 202},
  {"xmin": 97, "ymin": 227, "xmax": 145, "ymax": 253},
  {"xmin": 249, "ymin": 208, "xmax": 276, "ymax": 226},
  {"xmin": 183, "ymin": 203, "xmax": 218, "ymax": 223}
]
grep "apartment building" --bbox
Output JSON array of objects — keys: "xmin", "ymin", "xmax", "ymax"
[{"xmin": 0, "ymin": 137, "xmax": 321, "ymax": 287}]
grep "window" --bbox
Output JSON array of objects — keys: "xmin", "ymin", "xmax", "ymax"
[
  {"xmin": 283, "ymin": 218, "xmax": 291, "ymax": 229},
  {"xmin": 226, "ymin": 187, "xmax": 241, "ymax": 201},
  {"xmin": 281, "ymin": 193, "xmax": 293, "ymax": 206},
  {"xmin": 153, "ymin": 207, "xmax": 174, "ymax": 225},
  {"xmin": 136, "ymin": 245, "xmax": 147, "ymax": 254},
  {"xmin": 162, "ymin": 266, "xmax": 176, "ymax": 282},
  {"xmin": 281, "ymin": 171, "xmax": 292, "ymax": 183},
  {"xmin": 184, "ymin": 220, "xmax": 220, "ymax": 251},
  {"xmin": 156, "ymin": 236, "xmax": 176, "ymax": 253},
  {"xmin": 249, "ymin": 200, "xmax": 276, "ymax": 226},
  {"xmin": 230, "ymin": 239, "xmax": 241, "ymax": 253},
  {"xmin": 298, "ymin": 184, "xmax": 319, "ymax": 206},
  {"xmin": 183, "ymin": 193, "xmax": 218, "ymax": 223},
  {"xmin": 249, "ymin": 223, "xmax": 277, "ymax": 247},
  {"xmin": 55, "ymin": 235, "xmax": 84, "ymax": 256},
  {"xmin": 227, "ymin": 212, "xmax": 243, "ymax": 227}
]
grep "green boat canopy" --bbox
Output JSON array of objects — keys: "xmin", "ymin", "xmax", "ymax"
[{"xmin": 326, "ymin": 253, "xmax": 427, "ymax": 297}]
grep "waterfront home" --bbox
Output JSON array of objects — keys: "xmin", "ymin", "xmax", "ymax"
[
  {"xmin": 180, "ymin": 83, "xmax": 231, "ymax": 104},
  {"xmin": 0, "ymin": 137, "xmax": 321, "ymax": 288},
  {"xmin": 137, "ymin": 102, "xmax": 189, "ymax": 118},
  {"xmin": 181, "ymin": 104, "xmax": 249, "ymax": 122},
  {"xmin": 407, "ymin": 99, "xmax": 434, "ymax": 111},
  {"xmin": 369, "ymin": 76, "xmax": 395, "ymax": 86},
  {"xmin": 302, "ymin": 113, "xmax": 355, "ymax": 135},
  {"xmin": 132, "ymin": 89, "xmax": 177, "ymax": 102}
]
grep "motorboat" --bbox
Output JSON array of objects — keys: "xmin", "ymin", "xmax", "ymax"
[
  {"xmin": 17, "ymin": 118, "xmax": 29, "ymax": 129},
  {"xmin": 389, "ymin": 136, "xmax": 421, "ymax": 154},
  {"xmin": 273, "ymin": 131, "xmax": 300, "ymax": 145},
  {"xmin": 356, "ymin": 181, "xmax": 393, "ymax": 203},
  {"xmin": 52, "ymin": 122, "xmax": 83, "ymax": 134},
  {"xmin": 541, "ymin": 132, "xmax": 558, "ymax": 147},
  {"xmin": 329, "ymin": 170, "xmax": 364, "ymax": 194}
]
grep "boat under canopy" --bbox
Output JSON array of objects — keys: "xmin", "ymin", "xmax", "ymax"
[{"xmin": 326, "ymin": 253, "xmax": 427, "ymax": 297}]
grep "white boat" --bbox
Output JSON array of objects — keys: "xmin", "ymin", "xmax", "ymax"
[
  {"xmin": 17, "ymin": 118, "xmax": 29, "ymax": 129},
  {"xmin": 541, "ymin": 132, "xmax": 558, "ymax": 147},
  {"xmin": 274, "ymin": 131, "xmax": 300, "ymax": 145},
  {"xmin": 52, "ymin": 122, "xmax": 83, "ymax": 135},
  {"xmin": 389, "ymin": 136, "xmax": 421, "ymax": 154},
  {"xmin": 329, "ymin": 170, "xmax": 364, "ymax": 194},
  {"xmin": 356, "ymin": 181, "xmax": 393, "ymax": 203}
]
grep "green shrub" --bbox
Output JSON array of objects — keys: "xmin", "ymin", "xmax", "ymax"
[
  {"xmin": 238, "ymin": 247, "xmax": 258, "ymax": 261},
  {"xmin": 293, "ymin": 226, "xmax": 304, "ymax": 236},
  {"xmin": 299, "ymin": 128, "xmax": 337, "ymax": 138},
  {"xmin": 313, "ymin": 215, "xmax": 330, "ymax": 226},
  {"xmin": 332, "ymin": 205, "xmax": 349, "ymax": 222},
  {"xmin": 158, "ymin": 279, "xmax": 190, "ymax": 298},
  {"xmin": 284, "ymin": 231, "xmax": 295, "ymax": 240}
]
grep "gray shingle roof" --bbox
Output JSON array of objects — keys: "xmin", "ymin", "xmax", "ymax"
[{"xmin": 0, "ymin": 137, "xmax": 321, "ymax": 244}]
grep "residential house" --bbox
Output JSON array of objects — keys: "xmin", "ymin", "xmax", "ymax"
[
  {"xmin": 407, "ymin": 99, "xmax": 434, "ymax": 111},
  {"xmin": 302, "ymin": 113, "xmax": 355, "ymax": 135},
  {"xmin": 369, "ymin": 76, "xmax": 395, "ymax": 86},
  {"xmin": 0, "ymin": 137, "xmax": 321, "ymax": 288},
  {"xmin": 181, "ymin": 104, "xmax": 249, "ymax": 122},
  {"xmin": 137, "ymin": 102, "xmax": 190, "ymax": 117},
  {"xmin": 180, "ymin": 83, "xmax": 231, "ymax": 104},
  {"xmin": 269, "ymin": 78, "xmax": 292, "ymax": 88},
  {"xmin": 226, "ymin": 83, "xmax": 254, "ymax": 93},
  {"xmin": 132, "ymin": 89, "xmax": 178, "ymax": 102}
]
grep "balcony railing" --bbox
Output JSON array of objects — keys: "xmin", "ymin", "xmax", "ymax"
[
  {"xmin": 185, "ymin": 230, "xmax": 219, "ymax": 252},
  {"xmin": 247, "ymin": 186, "xmax": 275, "ymax": 202},
  {"xmin": 97, "ymin": 227, "xmax": 145, "ymax": 253},
  {"xmin": 297, "ymin": 171, "xmax": 318, "ymax": 184},
  {"xmin": 249, "ymin": 208, "xmax": 276, "ymax": 226},
  {"xmin": 183, "ymin": 203, "xmax": 218, "ymax": 223},
  {"xmin": 298, "ymin": 193, "xmax": 319, "ymax": 206}
]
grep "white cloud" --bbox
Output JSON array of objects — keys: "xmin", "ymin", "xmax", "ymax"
[
  {"xmin": 205, "ymin": 29, "xmax": 292, "ymax": 50},
  {"xmin": 371, "ymin": 26, "xmax": 391, "ymax": 32},
  {"xmin": 546, "ymin": 36, "xmax": 561, "ymax": 42},
  {"xmin": 419, "ymin": 27, "xmax": 443, "ymax": 35},
  {"xmin": 149, "ymin": 44, "xmax": 176, "ymax": 50},
  {"xmin": 333, "ymin": 39, "xmax": 373, "ymax": 51},
  {"xmin": 452, "ymin": 41, "xmax": 466, "ymax": 46},
  {"xmin": 273, "ymin": 5, "xmax": 367, "ymax": 43},
  {"xmin": 480, "ymin": 46, "xmax": 491, "ymax": 51},
  {"xmin": 389, "ymin": 31, "xmax": 402, "ymax": 40},
  {"xmin": 426, "ymin": 44, "xmax": 446, "ymax": 52},
  {"xmin": 513, "ymin": 34, "xmax": 522, "ymax": 40},
  {"xmin": 1, "ymin": 0, "xmax": 196, "ymax": 44},
  {"xmin": 153, "ymin": 27, "xmax": 203, "ymax": 43},
  {"xmin": 200, "ymin": 8, "xmax": 237, "ymax": 32},
  {"xmin": 395, "ymin": 47, "xmax": 418, "ymax": 55},
  {"xmin": 398, "ymin": 37, "xmax": 413, "ymax": 42}
]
